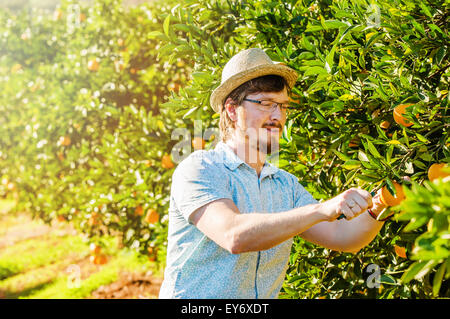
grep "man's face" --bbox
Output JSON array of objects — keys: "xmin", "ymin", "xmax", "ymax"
[{"xmin": 234, "ymin": 87, "xmax": 288, "ymax": 156}]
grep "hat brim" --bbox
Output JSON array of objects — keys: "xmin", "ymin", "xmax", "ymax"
[{"xmin": 210, "ymin": 64, "xmax": 298, "ymax": 113}]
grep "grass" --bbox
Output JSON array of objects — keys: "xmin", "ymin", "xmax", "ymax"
[
  {"xmin": 0, "ymin": 233, "xmax": 90, "ymax": 280},
  {"xmin": 0, "ymin": 199, "xmax": 16, "ymax": 214},
  {"xmin": 0, "ymin": 201, "xmax": 162, "ymax": 299},
  {"xmin": 24, "ymin": 249, "xmax": 155, "ymax": 299}
]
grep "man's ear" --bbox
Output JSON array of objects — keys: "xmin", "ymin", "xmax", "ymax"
[{"xmin": 224, "ymin": 98, "xmax": 238, "ymax": 121}]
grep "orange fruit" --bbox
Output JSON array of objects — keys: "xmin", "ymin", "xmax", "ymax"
[
  {"xmin": 134, "ymin": 205, "xmax": 144, "ymax": 216},
  {"xmin": 87, "ymin": 59, "xmax": 99, "ymax": 72},
  {"xmin": 59, "ymin": 136, "xmax": 71, "ymax": 146},
  {"xmin": 393, "ymin": 103, "xmax": 417, "ymax": 127},
  {"xmin": 53, "ymin": 9, "xmax": 63, "ymax": 20},
  {"xmin": 428, "ymin": 163, "xmax": 450, "ymax": 181},
  {"xmin": 380, "ymin": 120, "xmax": 390, "ymax": 129},
  {"xmin": 117, "ymin": 38, "xmax": 125, "ymax": 46},
  {"xmin": 147, "ymin": 246, "xmax": 158, "ymax": 261},
  {"xmin": 145, "ymin": 209, "xmax": 159, "ymax": 224},
  {"xmin": 94, "ymin": 254, "xmax": 107, "ymax": 265},
  {"xmin": 78, "ymin": 13, "xmax": 86, "ymax": 22},
  {"xmin": 380, "ymin": 182, "xmax": 405, "ymax": 206},
  {"xmin": 89, "ymin": 243, "xmax": 102, "ymax": 255},
  {"xmin": 394, "ymin": 245, "xmax": 407, "ymax": 258},
  {"xmin": 161, "ymin": 154, "xmax": 175, "ymax": 169},
  {"xmin": 88, "ymin": 212, "xmax": 99, "ymax": 226},
  {"xmin": 192, "ymin": 137, "xmax": 206, "ymax": 150},
  {"xmin": 168, "ymin": 82, "xmax": 180, "ymax": 92},
  {"xmin": 349, "ymin": 137, "xmax": 360, "ymax": 148}
]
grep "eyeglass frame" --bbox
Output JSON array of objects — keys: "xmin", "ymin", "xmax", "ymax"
[{"xmin": 242, "ymin": 98, "xmax": 296, "ymax": 113}]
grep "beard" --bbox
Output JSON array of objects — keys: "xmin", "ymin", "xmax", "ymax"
[
  {"xmin": 240, "ymin": 126, "xmax": 281, "ymax": 156},
  {"xmin": 256, "ymin": 127, "xmax": 281, "ymax": 155}
]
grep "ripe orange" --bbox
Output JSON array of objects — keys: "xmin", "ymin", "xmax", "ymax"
[
  {"xmin": 192, "ymin": 137, "xmax": 206, "ymax": 150},
  {"xmin": 428, "ymin": 163, "xmax": 450, "ymax": 181},
  {"xmin": 117, "ymin": 38, "xmax": 125, "ymax": 46},
  {"xmin": 349, "ymin": 137, "xmax": 360, "ymax": 148},
  {"xmin": 78, "ymin": 13, "xmax": 86, "ymax": 22},
  {"xmin": 393, "ymin": 103, "xmax": 417, "ymax": 127},
  {"xmin": 89, "ymin": 243, "xmax": 102, "ymax": 255},
  {"xmin": 147, "ymin": 246, "xmax": 158, "ymax": 261},
  {"xmin": 88, "ymin": 212, "xmax": 99, "ymax": 226},
  {"xmin": 59, "ymin": 136, "xmax": 71, "ymax": 146},
  {"xmin": 87, "ymin": 59, "xmax": 99, "ymax": 72},
  {"xmin": 53, "ymin": 9, "xmax": 63, "ymax": 20},
  {"xmin": 134, "ymin": 205, "xmax": 144, "ymax": 216},
  {"xmin": 145, "ymin": 209, "xmax": 159, "ymax": 224},
  {"xmin": 394, "ymin": 245, "xmax": 407, "ymax": 258},
  {"xmin": 380, "ymin": 120, "xmax": 390, "ymax": 129},
  {"xmin": 168, "ymin": 82, "xmax": 180, "ymax": 93},
  {"xmin": 380, "ymin": 182, "xmax": 405, "ymax": 206},
  {"xmin": 161, "ymin": 154, "xmax": 175, "ymax": 169},
  {"xmin": 93, "ymin": 254, "xmax": 107, "ymax": 265}
]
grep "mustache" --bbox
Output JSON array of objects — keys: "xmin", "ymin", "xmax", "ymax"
[{"xmin": 262, "ymin": 123, "xmax": 282, "ymax": 130}]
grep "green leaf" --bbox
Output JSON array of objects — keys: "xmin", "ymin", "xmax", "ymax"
[
  {"xmin": 332, "ymin": 149, "xmax": 350, "ymax": 161},
  {"xmin": 342, "ymin": 160, "xmax": 361, "ymax": 170},
  {"xmin": 419, "ymin": 3, "xmax": 433, "ymax": 18},
  {"xmin": 163, "ymin": 14, "xmax": 171, "ymax": 37},
  {"xmin": 304, "ymin": 66, "xmax": 327, "ymax": 77},
  {"xmin": 366, "ymin": 140, "xmax": 382, "ymax": 158},
  {"xmin": 401, "ymin": 261, "xmax": 430, "ymax": 283},
  {"xmin": 379, "ymin": 274, "xmax": 397, "ymax": 285},
  {"xmin": 433, "ymin": 262, "xmax": 446, "ymax": 296}
]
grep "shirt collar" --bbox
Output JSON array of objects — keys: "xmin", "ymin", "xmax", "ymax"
[{"xmin": 215, "ymin": 141, "xmax": 279, "ymax": 178}]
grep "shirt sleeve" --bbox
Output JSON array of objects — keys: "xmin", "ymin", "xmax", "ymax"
[
  {"xmin": 171, "ymin": 153, "xmax": 233, "ymax": 223},
  {"xmin": 293, "ymin": 179, "xmax": 318, "ymax": 208}
]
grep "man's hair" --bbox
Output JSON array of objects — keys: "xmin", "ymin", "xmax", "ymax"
[{"xmin": 219, "ymin": 74, "xmax": 290, "ymax": 142}]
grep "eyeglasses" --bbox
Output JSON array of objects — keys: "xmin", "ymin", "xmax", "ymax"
[{"xmin": 243, "ymin": 98, "xmax": 296, "ymax": 113}]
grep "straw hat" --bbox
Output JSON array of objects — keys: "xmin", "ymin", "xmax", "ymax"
[{"xmin": 210, "ymin": 48, "xmax": 298, "ymax": 113}]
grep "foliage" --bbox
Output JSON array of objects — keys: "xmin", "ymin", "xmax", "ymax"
[
  {"xmin": 157, "ymin": 0, "xmax": 449, "ymax": 298},
  {"xmin": 0, "ymin": 0, "xmax": 449, "ymax": 298},
  {"xmin": 0, "ymin": 0, "xmax": 189, "ymax": 266}
]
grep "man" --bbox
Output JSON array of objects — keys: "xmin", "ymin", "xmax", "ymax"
[{"xmin": 159, "ymin": 48, "xmax": 389, "ymax": 299}]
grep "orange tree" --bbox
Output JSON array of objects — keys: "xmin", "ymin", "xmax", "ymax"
[
  {"xmin": 0, "ymin": 0, "xmax": 193, "ymax": 264},
  {"xmin": 1, "ymin": 0, "xmax": 448, "ymax": 298},
  {"xmin": 156, "ymin": 0, "xmax": 448, "ymax": 298}
]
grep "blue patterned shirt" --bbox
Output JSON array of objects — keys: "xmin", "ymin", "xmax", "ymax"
[{"xmin": 159, "ymin": 141, "xmax": 317, "ymax": 299}]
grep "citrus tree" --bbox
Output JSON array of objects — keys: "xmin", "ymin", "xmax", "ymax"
[
  {"xmin": 0, "ymin": 0, "xmax": 193, "ymax": 265},
  {"xmin": 1, "ymin": 0, "xmax": 448, "ymax": 298},
  {"xmin": 156, "ymin": 0, "xmax": 449, "ymax": 298}
]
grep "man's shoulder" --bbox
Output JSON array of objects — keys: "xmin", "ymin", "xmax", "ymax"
[
  {"xmin": 272, "ymin": 165, "xmax": 300, "ymax": 184},
  {"xmin": 173, "ymin": 148, "xmax": 225, "ymax": 175}
]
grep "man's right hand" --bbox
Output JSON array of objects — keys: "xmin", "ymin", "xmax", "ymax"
[{"xmin": 318, "ymin": 188, "xmax": 374, "ymax": 222}]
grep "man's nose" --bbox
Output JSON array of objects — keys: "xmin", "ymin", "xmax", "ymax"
[{"xmin": 270, "ymin": 104, "xmax": 283, "ymax": 120}]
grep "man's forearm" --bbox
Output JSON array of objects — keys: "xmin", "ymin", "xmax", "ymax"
[
  {"xmin": 333, "ymin": 210, "xmax": 384, "ymax": 253},
  {"xmin": 229, "ymin": 204, "xmax": 325, "ymax": 254}
]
